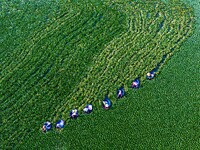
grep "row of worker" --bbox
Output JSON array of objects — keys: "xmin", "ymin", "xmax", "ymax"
[{"xmin": 42, "ymin": 71, "xmax": 155, "ymax": 132}]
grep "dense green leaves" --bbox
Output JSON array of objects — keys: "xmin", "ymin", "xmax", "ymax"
[{"xmin": 0, "ymin": 0, "xmax": 195, "ymax": 149}]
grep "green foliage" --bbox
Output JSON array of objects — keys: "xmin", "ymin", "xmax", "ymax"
[{"xmin": 0, "ymin": 0, "xmax": 198, "ymax": 149}]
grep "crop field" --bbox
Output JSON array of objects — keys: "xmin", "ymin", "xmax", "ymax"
[{"xmin": 0, "ymin": 0, "xmax": 199, "ymax": 149}]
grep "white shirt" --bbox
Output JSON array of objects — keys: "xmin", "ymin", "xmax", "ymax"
[
  {"xmin": 88, "ymin": 105, "xmax": 92, "ymax": 110},
  {"xmin": 83, "ymin": 108, "xmax": 88, "ymax": 112},
  {"xmin": 105, "ymin": 104, "xmax": 109, "ymax": 108}
]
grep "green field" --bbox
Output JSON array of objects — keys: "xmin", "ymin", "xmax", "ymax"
[{"xmin": 0, "ymin": 0, "xmax": 199, "ymax": 149}]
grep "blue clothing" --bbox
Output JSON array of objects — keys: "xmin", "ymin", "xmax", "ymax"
[
  {"xmin": 84, "ymin": 104, "xmax": 93, "ymax": 113},
  {"xmin": 56, "ymin": 120, "xmax": 65, "ymax": 129},
  {"xmin": 146, "ymin": 72, "xmax": 155, "ymax": 80},
  {"xmin": 70, "ymin": 109, "xmax": 78, "ymax": 119},
  {"xmin": 43, "ymin": 122, "xmax": 52, "ymax": 131},
  {"xmin": 131, "ymin": 78, "xmax": 140, "ymax": 88},
  {"xmin": 102, "ymin": 97, "xmax": 111, "ymax": 109},
  {"xmin": 117, "ymin": 87, "xmax": 125, "ymax": 98}
]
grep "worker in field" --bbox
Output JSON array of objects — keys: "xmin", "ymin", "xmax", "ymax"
[
  {"xmin": 117, "ymin": 86, "xmax": 125, "ymax": 98},
  {"xmin": 146, "ymin": 71, "xmax": 155, "ymax": 80},
  {"xmin": 131, "ymin": 78, "xmax": 140, "ymax": 89},
  {"xmin": 42, "ymin": 121, "xmax": 52, "ymax": 132},
  {"xmin": 102, "ymin": 94, "xmax": 111, "ymax": 110},
  {"xmin": 55, "ymin": 120, "xmax": 65, "ymax": 129},
  {"xmin": 83, "ymin": 104, "xmax": 93, "ymax": 114},
  {"xmin": 70, "ymin": 109, "xmax": 78, "ymax": 119}
]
